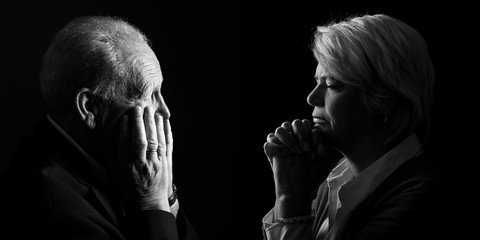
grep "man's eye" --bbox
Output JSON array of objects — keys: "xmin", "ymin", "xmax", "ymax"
[{"xmin": 151, "ymin": 90, "xmax": 159, "ymax": 101}]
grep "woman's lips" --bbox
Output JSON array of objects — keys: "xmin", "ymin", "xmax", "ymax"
[
  {"xmin": 313, "ymin": 117, "xmax": 327, "ymax": 123},
  {"xmin": 313, "ymin": 117, "xmax": 328, "ymax": 128}
]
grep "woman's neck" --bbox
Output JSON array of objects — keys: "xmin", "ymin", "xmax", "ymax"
[{"xmin": 341, "ymin": 133, "xmax": 390, "ymax": 175}]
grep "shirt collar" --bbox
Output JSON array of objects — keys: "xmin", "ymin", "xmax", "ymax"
[
  {"xmin": 47, "ymin": 114, "xmax": 108, "ymax": 185},
  {"xmin": 365, "ymin": 133, "xmax": 422, "ymax": 190},
  {"xmin": 321, "ymin": 134, "xmax": 422, "ymax": 240},
  {"xmin": 331, "ymin": 134, "xmax": 422, "ymax": 194},
  {"xmin": 328, "ymin": 134, "xmax": 421, "ymax": 221}
]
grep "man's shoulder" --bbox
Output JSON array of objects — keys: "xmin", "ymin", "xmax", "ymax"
[
  {"xmin": 2, "ymin": 117, "xmax": 91, "ymax": 211},
  {"xmin": 4, "ymin": 156, "xmax": 89, "ymax": 206},
  {"xmin": 0, "ymin": 158, "xmax": 121, "ymax": 240}
]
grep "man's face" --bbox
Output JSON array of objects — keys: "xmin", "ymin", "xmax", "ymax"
[{"xmin": 94, "ymin": 43, "xmax": 170, "ymax": 151}]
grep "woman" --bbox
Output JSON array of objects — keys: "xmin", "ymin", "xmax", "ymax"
[{"xmin": 262, "ymin": 14, "xmax": 438, "ymax": 240}]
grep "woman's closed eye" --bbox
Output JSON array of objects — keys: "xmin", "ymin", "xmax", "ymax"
[
  {"xmin": 316, "ymin": 77, "xmax": 344, "ymax": 90},
  {"xmin": 325, "ymin": 77, "xmax": 343, "ymax": 90}
]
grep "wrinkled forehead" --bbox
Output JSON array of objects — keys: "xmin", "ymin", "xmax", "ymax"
[
  {"xmin": 117, "ymin": 42, "xmax": 165, "ymax": 102},
  {"xmin": 132, "ymin": 44, "xmax": 164, "ymax": 87}
]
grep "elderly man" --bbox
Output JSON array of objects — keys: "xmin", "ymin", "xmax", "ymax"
[{"xmin": 1, "ymin": 16, "xmax": 198, "ymax": 240}]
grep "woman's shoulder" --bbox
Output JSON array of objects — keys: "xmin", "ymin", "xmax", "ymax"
[
  {"xmin": 363, "ymin": 153, "xmax": 440, "ymax": 220},
  {"xmin": 344, "ymin": 155, "xmax": 442, "ymax": 240}
]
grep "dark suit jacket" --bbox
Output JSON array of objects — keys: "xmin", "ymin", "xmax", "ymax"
[
  {"xmin": 0, "ymin": 115, "xmax": 199, "ymax": 240},
  {"xmin": 311, "ymin": 155, "xmax": 442, "ymax": 240}
]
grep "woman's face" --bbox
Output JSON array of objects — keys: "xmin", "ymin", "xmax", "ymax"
[{"xmin": 307, "ymin": 63, "xmax": 381, "ymax": 153}]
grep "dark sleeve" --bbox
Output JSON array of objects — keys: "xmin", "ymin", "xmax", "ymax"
[
  {"xmin": 124, "ymin": 210, "xmax": 179, "ymax": 240},
  {"xmin": 176, "ymin": 208, "xmax": 200, "ymax": 240},
  {"xmin": 124, "ymin": 209, "xmax": 199, "ymax": 240},
  {"xmin": 1, "ymin": 208, "xmax": 125, "ymax": 240}
]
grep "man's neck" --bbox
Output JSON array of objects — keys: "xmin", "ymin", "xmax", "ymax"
[{"xmin": 48, "ymin": 113, "xmax": 98, "ymax": 161}]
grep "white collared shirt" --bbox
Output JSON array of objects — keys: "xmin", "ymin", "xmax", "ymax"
[{"xmin": 263, "ymin": 134, "xmax": 422, "ymax": 240}]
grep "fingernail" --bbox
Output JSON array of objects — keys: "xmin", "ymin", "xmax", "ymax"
[{"xmin": 303, "ymin": 142, "xmax": 311, "ymax": 151}]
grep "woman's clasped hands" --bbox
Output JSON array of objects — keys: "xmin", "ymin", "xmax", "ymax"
[{"xmin": 263, "ymin": 119, "xmax": 341, "ymax": 218}]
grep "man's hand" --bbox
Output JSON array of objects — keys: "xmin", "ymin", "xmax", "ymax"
[
  {"xmin": 263, "ymin": 119, "xmax": 341, "ymax": 218},
  {"xmin": 115, "ymin": 106, "xmax": 173, "ymax": 212}
]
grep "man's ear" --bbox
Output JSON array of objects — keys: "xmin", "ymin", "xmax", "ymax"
[{"xmin": 75, "ymin": 88, "xmax": 97, "ymax": 130}]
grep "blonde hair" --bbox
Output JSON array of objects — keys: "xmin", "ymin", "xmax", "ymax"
[{"xmin": 312, "ymin": 14, "xmax": 435, "ymax": 146}]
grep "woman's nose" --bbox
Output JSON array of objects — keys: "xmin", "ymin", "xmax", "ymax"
[{"xmin": 307, "ymin": 84, "xmax": 325, "ymax": 107}]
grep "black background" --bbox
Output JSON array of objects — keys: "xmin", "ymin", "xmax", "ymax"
[
  {"xmin": 1, "ymin": 1, "xmax": 475, "ymax": 239},
  {"xmin": 241, "ymin": 2, "xmax": 475, "ymax": 239}
]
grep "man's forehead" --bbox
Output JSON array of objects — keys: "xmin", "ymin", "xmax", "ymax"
[{"xmin": 134, "ymin": 47, "xmax": 163, "ymax": 81}]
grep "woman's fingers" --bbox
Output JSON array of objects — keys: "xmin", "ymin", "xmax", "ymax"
[
  {"xmin": 274, "ymin": 120, "xmax": 313, "ymax": 154},
  {"xmin": 266, "ymin": 133, "xmax": 282, "ymax": 145},
  {"xmin": 275, "ymin": 126, "xmax": 302, "ymax": 154},
  {"xmin": 281, "ymin": 122, "xmax": 293, "ymax": 132},
  {"xmin": 292, "ymin": 119, "xmax": 311, "ymax": 151},
  {"xmin": 264, "ymin": 141, "xmax": 290, "ymax": 162}
]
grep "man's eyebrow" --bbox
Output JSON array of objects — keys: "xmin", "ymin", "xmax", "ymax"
[{"xmin": 139, "ymin": 80, "xmax": 155, "ymax": 95}]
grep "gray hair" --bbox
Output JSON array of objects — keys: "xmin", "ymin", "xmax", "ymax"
[
  {"xmin": 40, "ymin": 16, "xmax": 151, "ymax": 116},
  {"xmin": 312, "ymin": 14, "xmax": 435, "ymax": 146}
]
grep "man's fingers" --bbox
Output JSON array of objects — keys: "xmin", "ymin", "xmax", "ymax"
[
  {"xmin": 144, "ymin": 106, "xmax": 158, "ymax": 161},
  {"xmin": 132, "ymin": 106, "xmax": 147, "ymax": 162},
  {"xmin": 292, "ymin": 119, "xmax": 311, "ymax": 151},
  {"xmin": 163, "ymin": 118, "xmax": 173, "ymax": 185},
  {"xmin": 156, "ymin": 113, "xmax": 173, "ymax": 188},
  {"xmin": 164, "ymin": 118, "xmax": 173, "ymax": 157},
  {"xmin": 155, "ymin": 113, "xmax": 167, "ymax": 156}
]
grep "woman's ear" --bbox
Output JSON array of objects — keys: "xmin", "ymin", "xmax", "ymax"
[{"xmin": 75, "ymin": 88, "xmax": 97, "ymax": 130}]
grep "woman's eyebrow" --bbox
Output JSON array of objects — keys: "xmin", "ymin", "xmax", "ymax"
[{"xmin": 314, "ymin": 74, "xmax": 333, "ymax": 81}]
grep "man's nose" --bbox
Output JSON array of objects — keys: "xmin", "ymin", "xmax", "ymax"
[{"xmin": 157, "ymin": 94, "xmax": 170, "ymax": 119}]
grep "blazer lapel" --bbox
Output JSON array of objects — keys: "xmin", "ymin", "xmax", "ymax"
[
  {"xmin": 313, "ymin": 182, "xmax": 329, "ymax": 236},
  {"xmin": 43, "ymin": 115, "xmax": 122, "ymax": 227},
  {"xmin": 89, "ymin": 185, "xmax": 122, "ymax": 227}
]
